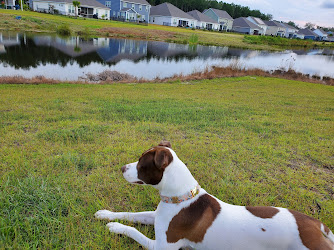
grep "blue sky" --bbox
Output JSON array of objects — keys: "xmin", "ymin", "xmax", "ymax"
[{"xmin": 223, "ymin": 0, "xmax": 334, "ymax": 28}]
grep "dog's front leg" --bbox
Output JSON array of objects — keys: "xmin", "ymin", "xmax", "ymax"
[
  {"xmin": 107, "ymin": 222, "xmax": 155, "ymax": 250},
  {"xmin": 95, "ymin": 210, "xmax": 155, "ymax": 225}
]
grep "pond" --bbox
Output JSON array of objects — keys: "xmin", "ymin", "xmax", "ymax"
[{"xmin": 1, "ymin": 32, "xmax": 334, "ymax": 80}]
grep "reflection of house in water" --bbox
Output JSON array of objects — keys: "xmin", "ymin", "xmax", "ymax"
[
  {"xmin": 97, "ymin": 39, "xmax": 147, "ymax": 63},
  {"xmin": 147, "ymin": 41, "xmax": 228, "ymax": 59},
  {"xmin": 0, "ymin": 33, "xmax": 21, "ymax": 54},
  {"xmin": 33, "ymin": 36, "xmax": 109, "ymax": 57}
]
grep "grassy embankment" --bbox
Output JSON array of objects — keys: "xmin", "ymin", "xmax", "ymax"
[
  {"xmin": 0, "ymin": 77, "xmax": 333, "ymax": 249},
  {"xmin": 1, "ymin": 9, "xmax": 333, "ymax": 50}
]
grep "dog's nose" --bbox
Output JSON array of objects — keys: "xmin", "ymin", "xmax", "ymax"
[{"xmin": 121, "ymin": 165, "xmax": 127, "ymax": 173}]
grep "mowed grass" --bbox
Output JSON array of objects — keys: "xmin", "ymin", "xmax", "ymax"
[{"xmin": 0, "ymin": 77, "xmax": 333, "ymax": 249}]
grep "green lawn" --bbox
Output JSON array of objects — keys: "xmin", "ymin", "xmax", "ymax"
[
  {"xmin": 0, "ymin": 77, "xmax": 333, "ymax": 249},
  {"xmin": 1, "ymin": 9, "xmax": 333, "ymax": 50}
]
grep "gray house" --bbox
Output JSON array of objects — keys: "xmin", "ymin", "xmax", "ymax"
[
  {"xmin": 149, "ymin": 2, "xmax": 196, "ymax": 28},
  {"xmin": 187, "ymin": 10, "xmax": 219, "ymax": 30},
  {"xmin": 246, "ymin": 16, "xmax": 267, "ymax": 35},
  {"xmin": 202, "ymin": 8, "xmax": 233, "ymax": 31},
  {"xmin": 96, "ymin": 0, "xmax": 151, "ymax": 22},
  {"xmin": 264, "ymin": 21, "xmax": 286, "ymax": 37},
  {"xmin": 297, "ymin": 29, "xmax": 318, "ymax": 40},
  {"xmin": 232, "ymin": 17, "xmax": 262, "ymax": 35}
]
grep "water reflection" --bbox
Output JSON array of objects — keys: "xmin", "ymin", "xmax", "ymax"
[{"xmin": 0, "ymin": 32, "xmax": 333, "ymax": 80}]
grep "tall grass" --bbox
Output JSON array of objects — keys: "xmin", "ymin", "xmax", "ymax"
[{"xmin": 0, "ymin": 77, "xmax": 333, "ymax": 248}]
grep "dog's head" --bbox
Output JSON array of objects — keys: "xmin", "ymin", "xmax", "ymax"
[{"xmin": 121, "ymin": 141, "xmax": 174, "ymax": 186}]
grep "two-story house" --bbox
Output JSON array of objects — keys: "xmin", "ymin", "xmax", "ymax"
[
  {"xmin": 202, "ymin": 8, "xmax": 233, "ymax": 31},
  {"xmin": 97, "ymin": 0, "xmax": 151, "ymax": 22}
]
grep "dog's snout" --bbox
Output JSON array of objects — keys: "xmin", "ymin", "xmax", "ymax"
[{"xmin": 121, "ymin": 165, "xmax": 127, "ymax": 173}]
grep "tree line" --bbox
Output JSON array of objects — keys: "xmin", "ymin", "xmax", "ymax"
[{"xmin": 146, "ymin": 0, "xmax": 273, "ymax": 20}]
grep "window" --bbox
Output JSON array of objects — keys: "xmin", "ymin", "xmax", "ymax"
[
  {"xmin": 113, "ymin": 11, "xmax": 115, "ymax": 16},
  {"xmin": 145, "ymin": 5, "xmax": 148, "ymax": 11},
  {"xmin": 68, "ymin": 5, "xmax": 75, "ymax": 14},
  {"xmin": 132, "ymin": 4, "xmax": 135, "ymax": 9},
  {"xmin": 105, "ymin": 1, "xmax": 111, "ymax": 7},
  {"xmin": 139, "ymin": 5, "xmax": 142, "ymax": 11},
  {"xmin": 123, "ymin": 2, "xmax": 127, "ymax": 8}
]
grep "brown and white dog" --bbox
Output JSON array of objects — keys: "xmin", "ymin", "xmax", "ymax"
[{"xmin": 95, "ymin": 141, "xmax": 334, "ymax": 250}]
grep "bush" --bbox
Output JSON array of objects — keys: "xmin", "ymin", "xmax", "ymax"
[{"xmin": 56, "ymin": 23, "xmax": 71, "ymax": 36}]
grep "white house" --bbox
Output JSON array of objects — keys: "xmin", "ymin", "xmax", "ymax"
[
  {"xmin": 314, "ymin": 29, "xmax": 328, "ymax": 41},
  {"xmin": 149, "ymin": 2, "xmax": 196, "ymax": 28},
  {"xmin": 280, "ymin": 23, "xmax": 298, "ymax": 38},
  {"xmin": 187, "ymin": 10, "xmax": 219, "ymax": 30},
  {"xmin": 232, "ymin": 17, "xmax": 262, "ymax": 35},
  {"xmin": 4, "ymin": 0, "xmax": 16, "ymax": 9},
  {"xmin": 31, "ymin": 0, "xmax": 110, "ymax": 19},
  {"xmin": 264, "ymin": 20, "xmax": 286, "ymax": 37},
  {"xmin": 202, "ymin": 8, "xmax": 233, "ymax": 31},
  {"xmin": 246, "ymin": 16, "xmax": 267, "ymax": 35}
]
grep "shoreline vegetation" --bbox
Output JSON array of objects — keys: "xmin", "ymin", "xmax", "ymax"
[
  {"xmin": 1, "ymin": 66, "xmax": 334, "ymax": 86},
  {"xmin": 1, "ymin": 10, "xmax": 334, "ymax": 50}
]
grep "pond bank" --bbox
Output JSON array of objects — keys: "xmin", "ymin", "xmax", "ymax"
[{"xmin": 1, "ymin": 10, "xmax": 334, "ymax": 51}]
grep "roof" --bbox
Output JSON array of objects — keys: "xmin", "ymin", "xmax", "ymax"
[
  {"xmin": 150, "ymin": 2, "xmax": 194, "ymax": 20},
  {"xmin": 206, "ymin": 8, "xmax": 233, "ymax": 20},
  {"xmin": 233, "ymin": 17, "xmax": 261, "ymax": 29},
  {"xmin": 281, "ymin": 23, "xmax": 298, "ymax": 30},
  {"xmin": 248, "ymin": 16, "xmax": 265, "ymax": 25},
  {"xmin": 38, "ymin": 0, "xmax": 108, "ymax": 8},
  {"xmin": 125, "ymin": 0, "xmax": 150, "ymax": 5},
  {"xmin": 264, "ymin": 20, "xmax": 285, "ymax": 27},
  {"xmin": 187, "ymin": 10, "xmax": 217, "ymax": 23},
  {"xmin": 315, "ymin": 29, "xmax": 328, "ymax": 36},
  {"xmin": 298, "ymin": 29, "xmax": 318, "ymax": 36}
]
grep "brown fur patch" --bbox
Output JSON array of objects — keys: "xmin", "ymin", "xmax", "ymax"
[
  {"xmin": 289, "ymin": 209, "xmax": 333, "ymax": 250},
  {"xmin": 246, "ymin": 206, "xmax": 279, "ymax": 219},
  {"xmin": 137, "ymin": 146, "xmax": 173, "ymax": 185},
  {"xmin": 166, "ymin": 194, "xmax": 221, "ymax": 243},
  {"xmin": 158, "ymin": 141, "xmax": 172, "ymax": 148}
]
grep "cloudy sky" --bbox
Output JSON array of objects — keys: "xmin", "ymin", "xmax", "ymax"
[{"xmin": 223, "ymin": 0, "xmax": 334, "ymax": 28}]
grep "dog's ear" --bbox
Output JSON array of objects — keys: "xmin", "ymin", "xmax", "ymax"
[
  {"xmin": 158, "ymin": 141, "xmax": 172, "ymax": 148},
  {"xmin": 154, "ymin": 148, "xmax": 173, "ymax": 169}
]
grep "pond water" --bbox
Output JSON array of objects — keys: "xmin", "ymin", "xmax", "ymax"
[{"xmin": 1, "ymin": 32, "xmax": 334, "ymax": 80}]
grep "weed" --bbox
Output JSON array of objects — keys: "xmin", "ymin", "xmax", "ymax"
[{"xmin": 56, "ymin": 23, "xmax": 71, "ymax": 36}]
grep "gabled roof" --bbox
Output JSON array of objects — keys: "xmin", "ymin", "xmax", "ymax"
[
  {"xmin": 233, "ymin": 17, "xmax": 261, "ymax": 29},
  {"xmin": 187, "ymin": 10, "xmax": 217, "ymax": 23},
  {"xmin": 39, "ymin": 0, "xmax": 108, "ymax": 8},
  {"xmin": 281, "ymin": 23, "xmax": 298, "ymax": 30},
  {"xmin": 205, "ymin": 8, "xmax": 233, "ymax": 20},
  {"xmin": 298, "ymin": 29, "xmax": 318, "ymax": 36},
  {"xmin": 248, "ymin": 16, "xmax": 265, "ymax": 25},
  {"xmin": 314, "ymin": 29, "xmax": 328, "ymax": 36},
  {"xmin": 125, "ymin": 0, "xmax": 150, "ymax": 5},
  {"xmin": 264, "ymin": 20, "xmax": 285, "ymax": 27},
  {"xmin": 150, "ymin": 2, "xmax": 195, "ymax": 20}
]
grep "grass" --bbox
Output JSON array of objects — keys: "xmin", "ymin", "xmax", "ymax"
[
  {"xmin": 0, "ymin": 77, "xmax": 334, "ymax": 249},
  {"xmin": 1, "ymin": 9, "xmax": 333, "ymax": 50}
]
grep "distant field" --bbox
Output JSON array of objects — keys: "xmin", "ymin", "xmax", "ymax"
[
  {"xmin": 0, "ymin": 77, "xmax": 333, "ymax": 249},
  {"xmin": 1, "ymin": 10, "xmax": 333, "ymax": 50}
]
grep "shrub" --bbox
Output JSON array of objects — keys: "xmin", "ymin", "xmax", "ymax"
[{"xmin": 56, "ymin": 23, "xmax": 71, "ymax": 36}]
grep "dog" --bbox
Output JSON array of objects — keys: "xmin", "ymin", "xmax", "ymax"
[{"xmin": 95, "ymin": 141, "xmax": 334, "ymax": 250}]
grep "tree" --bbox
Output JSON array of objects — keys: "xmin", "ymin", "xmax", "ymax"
[
  {"xmin": 72, "ymin": 1, "xmax": 80, "ymax": 17},
  {"xmin": 304, "ymin": 22, "xmax": 316, "ymax": 29},
  {"xmin": 287, "ymin": 21, "xmax": 298, "ymax": 29}
]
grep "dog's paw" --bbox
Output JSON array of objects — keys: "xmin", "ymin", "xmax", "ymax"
[
  {"xmin": 106, "ymin": 222, "xmax": 128, "ymax": 234},
  {"xmin": 95, "ymin": 210, "xmax": 115, "ymax": 220}
]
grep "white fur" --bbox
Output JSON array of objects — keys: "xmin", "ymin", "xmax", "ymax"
[{"xmin": 95, "ymin": 147, "xmax": 334, "ymax": 250}]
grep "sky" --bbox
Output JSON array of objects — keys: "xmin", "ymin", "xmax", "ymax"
[{"xmin": 223, "ymin": 0, "xmax": 334, "ymax": 28}]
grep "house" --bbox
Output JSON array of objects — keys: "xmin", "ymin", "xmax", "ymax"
[
  {"xmin": 4, "ymin": 0, "xmax": 16, "ymax": 9},
  {"xmin": 232, "ymin": 17, "xmax": 262, "ymax": 35},
  {"xmin": 149, "ymin": 2, "xmax": 196, "ymax": 28},
  {"xmin": 246, "ymin": 16, "xmax": 267, "ymax": 35},
  {"xmin": 293, "ymin": 30, "xmax": 305, "ymax": 39},
  {"xmin": 31, "ymin": 0, "xmax": 110, "ymax": 19},
  {"xmin": 264, "ymin": 21, "xmax": 285, "ymax": 37},
  {"xmin": 187, "ymin": 10, "xmax": 219, "ymax": 30},
  {"xmin": 297, "ymin": 29, "xmax": 318, "ymax": 40},
  {"xmin": 313, "ymin": 29, "xmax": 328, "ymax": 41},
  {"xmin": 99, "ymin": 0, "xmax": 151, "ymax": 23},
  {"xmin": 280, "ymin": 23, "xmax": 298, "ymax": 38},
  {"xmin": 202, "ymin": 8, "xmax": 233, "ymax": 31}
]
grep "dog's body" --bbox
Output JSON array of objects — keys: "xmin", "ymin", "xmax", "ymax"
[{"xmin": 95, "ymin": 142, "xmax": 334, "ymax": 250}]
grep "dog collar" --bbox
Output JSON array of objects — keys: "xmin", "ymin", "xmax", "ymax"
[{"xmin": 160, "ymin": 184, "xmax": 201, "ymax": 204}]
